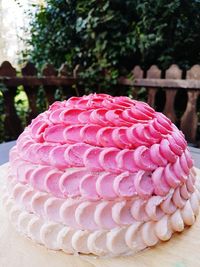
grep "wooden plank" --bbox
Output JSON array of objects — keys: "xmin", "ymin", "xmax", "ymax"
[
  {"xmin": 129, "ymin": 66, "xmax": 144, "ymax": 99},
  {"xmin": 163, "ymin": 90, "xmax": 177, "ymax": 123},
  {"xmin": 132, "ymin": 65, "xmax": 144, "ymax": 79},
  {"xmin": 42, "ymin": 64, "xmax": 58, "ymax": 105},
  {"xmin": 1, "ymin": 76, "xmax": 200, "ymax": 90},
  {"xmin": 147, "ymin": 89, "xmax": 157, "ymax": 107},
  {"xmin": 146, "ymin": 65, "xmax": 161, "ymax": 79},
  {"xmin": 0, "ymin": 77, "xmax": 76, "ymax": 87},
  {"xmin": 146, "ymin": 65, "xmax": 161, "ymax": 107},
  {"xmin": 187, "ymin": 65, "xmax": 200, "ymax": 80},
  {"xmin": 0, "ymin": 61, "xmax": 22, "ymax": 140},
  {"xmin": 180, "ymin": 65, "xmax": 200, "ymax": 143},
  {"xmin": 165, "ymin": 64, "xmax": 182, "ymax": 79},
  {"xmin": 21, "ymin": 62, "xmax": 39, "ymax": 122},
  {"xmin": 0, "ymin": 61, "xmax": 16, "ymax": 76},
  {"xmin": 163, "ymin": 65, "xmax": 182, "ymax": 123},
  {"xmin": 119, "ymin": 78, "xmax": 200, "ymax": 89}
]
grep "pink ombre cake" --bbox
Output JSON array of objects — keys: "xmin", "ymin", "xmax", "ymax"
[{"xmin": 3, "ymin": 93, "xmax": 200, "ymax": 256}]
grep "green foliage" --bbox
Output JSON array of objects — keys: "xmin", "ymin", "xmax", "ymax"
[
  {"xmin": 14, "ymin": 87, "xmax": 29, "ymax": 128},
  {"xmin": 135, "ymin": 0, "xmax": 200, "ymax": 69},
  {"xmin": 22, "ymin": 0, "xmax": 200, "ymax": 88}
]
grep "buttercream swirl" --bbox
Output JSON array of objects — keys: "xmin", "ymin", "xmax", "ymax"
[
  {"xmin": 6, "ymin": 93, "xmax": 199, "ymax": 256},
  {"xmin": 3, "ymin": 185, "xmax": 200, "ymax": 256},
  {"xmin": 15, "ymin": 94, "xmax": 187, "ymax": 152},
  {"xmin": 10, "ymin": 94, "xmax": 191, "ymax": 202},
  {"xmin": 16, "ymin": 120, "xmax": 186, "ymax": 160},
  {"xmin": 9, "ymin": 153, "xmax": 195, "ymax": 200},
  {"xmin": 6, "ymin": 174, "xmax": 197, "ymax": 230}
]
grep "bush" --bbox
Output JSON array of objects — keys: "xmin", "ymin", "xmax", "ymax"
[{"xmin": 22, "ymin": 0, "xmax": 200, "ymax": 88}]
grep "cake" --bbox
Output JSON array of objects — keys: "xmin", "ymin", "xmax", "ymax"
[{"xmin": 3, "ymin": 93, "xmax": 200, "ymax": 257}]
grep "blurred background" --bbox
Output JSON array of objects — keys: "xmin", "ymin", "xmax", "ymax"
[
  {"xmin": 0, "ymin": 0, "xmax": 200, "ymax": 145},
  {"xmin": 0, "ymin": 0, "xmax": 42, "ymax": 65}
]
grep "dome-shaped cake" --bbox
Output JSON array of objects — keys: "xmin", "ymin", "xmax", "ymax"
[{"xmin": 4, "ymin": 93, "xmax": 200, "ymax": 256}]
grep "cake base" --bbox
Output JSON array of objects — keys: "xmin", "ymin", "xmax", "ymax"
[{"xmin": 1, "ymin": 163, "xmax": 200, "ymax": 267}]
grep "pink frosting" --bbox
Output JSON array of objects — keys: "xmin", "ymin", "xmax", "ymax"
[
  {"xmin": 6, "ymin": 173, "xmax": 196, "ymax": 230},
  {"xmin": 10, "ymin": 93, "xmax": 193, "ymax": 200},
  {"xmin": 9, "ymin": 152, "xmax": 196, "ymax": 200},
  {"xmin": 6, "ymin": 93, "xmax": 200, "ymax": 256}
]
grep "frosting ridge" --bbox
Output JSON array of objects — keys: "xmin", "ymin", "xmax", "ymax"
[{"xmin": 5, "ymin": 93, "xmax": 200, "ymax": 257}]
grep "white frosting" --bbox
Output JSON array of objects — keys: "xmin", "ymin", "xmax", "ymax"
[
  {"xmin": 3, "ymin": 186, "xmax": 200, "ymax": 256},
  {"xmin": 6, "ymin": 175, "xmax": 197, "ymax": 230}
]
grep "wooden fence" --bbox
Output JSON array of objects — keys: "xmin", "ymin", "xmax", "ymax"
[
  {"xmin": 0, "ymin": 61, "xmax": 200, "ymax": 145},
  {"xmin": 119, "ymin": 64, "xmax": 200, "ymax": 144},
  {"xmin": 0, "ymin": 61, "xmax": 82, "ymax": 141}
]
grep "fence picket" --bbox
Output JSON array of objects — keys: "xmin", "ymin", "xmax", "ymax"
[
  {"xmin": 146, "ymin": 65, "xmax": 161, "ymax": 107},
  {"xmin": 163, "ymin": 64, "xmax": 182, "ymax": 123},
  {"xmin": 0, "ymin": 61, "xmax": 22, "ymax": 139},
  {"xmin": 22, "ymin": 62, "xmax": 38, "ymax": 123},
  {"xmin": 131, "ymin": 65, "xmax": 144, "ymax": 99},
  {"xmin": 0, "ymin": 61, "xmax": 199, "ymax": 144},
  {"xmin": 180, "ymin": 65, "xmax": 200, "ymax": 143},
  {"xmin": 42, "ymin": 64, "xmax": 58, "ymax": 105}
]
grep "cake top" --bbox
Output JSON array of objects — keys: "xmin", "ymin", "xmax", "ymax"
[{"xmin": 13, "ymin": 93, "xmax": 193, "ymax": 200}]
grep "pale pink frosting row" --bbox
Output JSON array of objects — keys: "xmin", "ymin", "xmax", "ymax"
[
  {"xmin": 3, "ymin": 186, "xmax": 200, "ymax": 256},
  {"xmin": 6, "ymin": 173, "xmax": 196, "ymax": 230},
  {"xmin": 9, "ymin": 151, "xmax": 195, "ymax": 200}
]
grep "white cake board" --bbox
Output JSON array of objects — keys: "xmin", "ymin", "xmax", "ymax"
[{"xmin": 0, "ymin": 163, "xmax": 200, "ymax": 267}]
